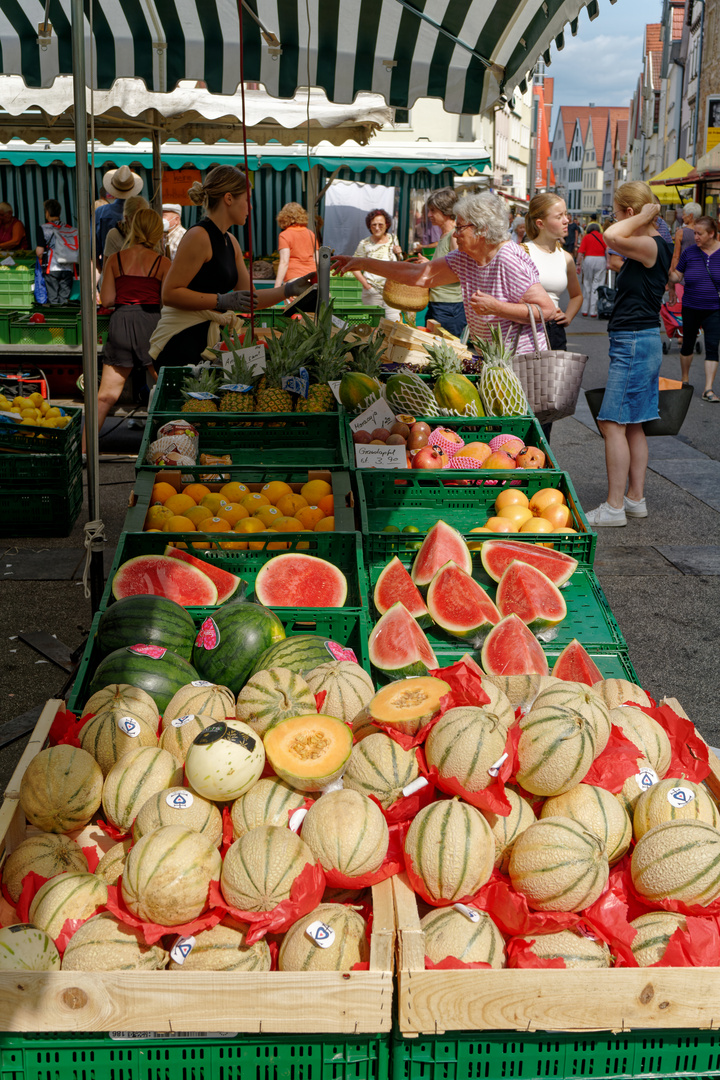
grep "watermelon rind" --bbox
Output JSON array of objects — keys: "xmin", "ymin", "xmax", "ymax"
[
  {"xmin": 426, "ymin": 561, "xmax": 501, "ymax": 641},
  {"xmin": 480, "ymin": 539, "xmax": 578, "ymax": 587},
  {"xmin": 164, "ymin": 545, "xmax": 242, "ymax": 605},
  {"xmin": 250, "ymin": 635, "xmax": 343, "ymax": 678},
  {"xmin": 86, "ymin": 646, "xmax": 200, "ymax": 713},
  {"xmin": 495, "ymin": 561, "xmax": 567, "ymax": 631},
  {"xmin": 192, "ymin": 601, "xmax": 286, "ymax": 696},
  {"xmin": 552, "ymin": 640, "xmax": 603, "ymax": 686},
  {"xmin": 368, "ymin": 601, "xmax": 438, "ymax": 679},
  {"xmin": 254, "ymin": 553, "xmax": 348, "ymax": 609},
  {"xmin": 480, "ymin": 613, "xmax": 549, "ymax": 677},
  {"xmin": 96, "ymin": 595, "xmax": 197, "ymax": 660},
  {"xmin": 374, "ymin": 556, "xmax": 429, "ymax": 624},
  {"xmin": 112, "ymin": 554, "xmax": 218, "ymax": 606},
  {"xmin": 411, "ymin": 521, "xmax": 473, "ymax": 589}
]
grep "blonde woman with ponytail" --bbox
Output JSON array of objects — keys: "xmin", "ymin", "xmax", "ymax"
[{"xmin": 523, "ymin": 194, "xmax": 582, "ymax": 351}]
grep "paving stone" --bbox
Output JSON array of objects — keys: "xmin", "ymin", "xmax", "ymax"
[
  {"xmin": 655, "ymin": 545, "xmax": 720, "ymax": 576},
  {"xmin": 649, "ymin": 460, "xmax": 720, "ymax": 513},
  {"xmin": 592, "ymin": 545, "xmax": 682, "ymax": 576},
  {"xmin": 0, "ymin": 548, "xmax": 116, "ymax": 580}
]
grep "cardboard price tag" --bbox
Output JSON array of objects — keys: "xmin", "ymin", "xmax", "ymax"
[
  {"xmin": 221, "ymin": 345, "xmax": 266, "ymax": 376},
  {"xmin": 355, "ymin": 443, "xmax": 407, "ymax": 469},
  {"xmin": 349, "ymin": 397, "xmax": 396, "ymax": 436},
  {"xmin": 328, "ymin": 380, "xmax": 343, "ymax": 403}
]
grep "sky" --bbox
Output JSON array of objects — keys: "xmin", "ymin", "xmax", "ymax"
[{"xmin": 546, "ymin": 0, "xmax": 664, "ymax": 126}]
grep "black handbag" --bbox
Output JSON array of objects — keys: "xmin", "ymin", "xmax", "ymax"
[{"xmin": 596, "ymin": 285, "xmax": 616, "ymax": 319}]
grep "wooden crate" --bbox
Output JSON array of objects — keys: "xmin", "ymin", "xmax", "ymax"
[
  {"xmin": 394, "ymin": 699, "xmax": 720, "ymax": 1036},
  {"xmin": 0, "ymin": 701, "xmax": 395, "ymax": 1034},
  {"xmin": 378, "ymin": 319, "xmax": 472, "ymax": 364}
]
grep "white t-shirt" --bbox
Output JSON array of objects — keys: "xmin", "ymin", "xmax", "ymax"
[{"xmin": 523, "ymin": 242, "xmax": 568, "ymax": 307}]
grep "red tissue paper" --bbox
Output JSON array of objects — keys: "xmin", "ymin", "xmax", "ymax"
[
  {"xmin": 211, "ymin": 860, "xmax": 326, "ymax": 945},
  {"xmin": 321, "ymin": 820, "xmax": 407, "ymax": 890},
  {"xmin": 583, "ymin": 725, "xmax": 645, "ymax": 793},
  {"xmin": 48, "ymin": 709, "xmax": 84, "ymax": 748},
  {"xmin": 105, "ymin": 881, "xmax": 224, "ymax": 946},
  {"xmin": 636, "ymin": 702, "xmax": 711, "ymax": 784}
]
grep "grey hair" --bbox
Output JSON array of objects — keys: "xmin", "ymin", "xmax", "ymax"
[
  {"xmin": 683, "ymin": 202, "xmax": 703, "ymax": 221},
  {"xmin": 454, "ymin": 193, "xmax": 510, "ymax": 244}
]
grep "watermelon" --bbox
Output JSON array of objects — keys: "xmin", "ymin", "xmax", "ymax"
[
  {"xmin": 164, "ymin": 546, "xmax": 241, "ymax": 605},
  {"xmin": 426, "ymin": 561, "xmax": 501, "ymax": 640},
  {"xmin": 495, "ymin": 561, "xmax": 567, "ymax": 631},
  {"xmin": 254, "ymin": 553, "xmax": 348, "ymax": 608},
  {"xmin": 96, "ymin": 595, "xmax": 197, "ymax": 660},
  {"xmin": 192, "ymin": 602, "xmax": 285, "ymax": 696},
  {"xmin": 112, "ymin": 554, "xmax": 218, "ymax": 606},
  {"xmin": 552, "ymin": 640, "xmax": 603, "ymax": 685},
  {"xmin": 480, "ymin": 614, "xmax": 549, "ymax": 676},
  {"xmin": 481, "ymin": 539, "xmax": 577, "ymax": 587},
  {"xmin": 250, "ymin": 635, "xmax": 348, "ymax": 678},
  {"xmin": 368, "ymin": 602, "xmax": 438, "ymax": 678},
  {"xmin": 373, "ymin": 556, "xmax": 429, "ymax": 623},
  {"xmin": 411, "ymin": 521, "xmax": 472, "ymax": 589},
  {"xmin": 86, "ymin": 645, "xmax": 200, "ymax": 713}
]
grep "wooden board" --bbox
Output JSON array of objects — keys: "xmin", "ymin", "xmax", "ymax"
[{"xmin": 0, "ymin": 700, "xmax": 394, "ymax": 1033}]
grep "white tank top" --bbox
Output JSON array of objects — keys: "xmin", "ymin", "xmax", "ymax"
[{"xmin": 524, "ymin": 242, "xmax": 568, "ymax": 307}]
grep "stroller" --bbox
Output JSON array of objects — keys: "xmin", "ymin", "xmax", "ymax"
[{"xmin": 660, "ymin": 283, "xmax": 702, "ymax": 355}]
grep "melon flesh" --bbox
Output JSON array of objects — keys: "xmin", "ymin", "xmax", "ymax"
[
  {"xmin": 164, "ymin": 546, "xmax": 241, "ymax": 604},
  {"xmin": 374, "ymin": 556, "xmax": 428, "ymax": 621},
  {"xmin": 552, "ymin": 640, "xmax": 603, "ymax": 685},
  {"xmin": 112, "ymin": 555, "xmax": 218, "ymax": 606},
  {"xmin": 481, "ymin": 539, "xmax": 577, "ymax": 586},
  {"xmin": 411, "ymin": 521, "xmax": 472, "ymax": 588},
  {"xmin": 368, "ymin": 602, "xmax": 438, "ymax": 678},
  {"xmin": 481, "ymin": 614, "xmax": 549, "ymax": 676},
  {"xmin": 263, "ymin": 713, "xmax": 353, "ymax": 792},
  {"xmin": 426, "ymin": 561, "xmax": 501, "ymax": 639},
  {"xmin": 495, "ymin": 561, "xmax": 567, "ymax": 630},
  {"xmin": 255, "ymin": 553, "xmax": 347, "ymax": 608}
]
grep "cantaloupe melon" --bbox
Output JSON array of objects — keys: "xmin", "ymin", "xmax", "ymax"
[
  {"xmin": 122, "ymin": 825, "xmax": 222, "ymax": 926},
  {"xmin": 0, "ymin": 924, "xmax": 60, "ymax": 971},
  {"xmin": 630, "ymin": 911, "xmax": 688, "ymax": 966},
  {"xmin": 404, "ymin": 799, "xmax": 495, "ymax": 903},
  {"xmin": 133, "ymin": 786, "xmax": 223, "ymax": 847},
  {"xmin": 617, "ymin": 759, "xmax": 659, "ymax": 815},
  {"xmin": 301, "ymin": 789, "xmax": 389, "ymax": 877},
  {"xmin": 263, "ymin": 714, "xmax": 353, "ymax": 792},
  {"xmin": 632, "ymin": 820, "xmax": 720, "ymax": 906},
  {"xmin": 167, "ymin": 917, "xmax": 272, "ymax": 971},
  {"xmin": 541, "ymin": 783, "xmax": 632, "ymax": 865},
  {"xmin": 221, "ymin": 825, "xmax": 315, "ymax": 911},
  {"xmin": 3, "ymin": 834, "xmax": 88, "ymax": 903},
  {"xmin": 367, "ymin": 677, "xmax": 450, "ymax": 737},
  {"xmin": 184, "ymin": 719, "xmax": 265, "ymax": 801},
  {"xmin": 82, "ymin": 683, "xmax": 159, "ymax": 728},
  {"xmin": 20, "ymin": 746, "xmax": 103, "ymax": 834},
  {"xmin": 29, "ymin": 872, "xmax": 108, "ymax": 941},
  {"xmin": 609, "ymin": 706, "xmax": 671, "ymax": 778},
  {"xmin": 481, "ymin": 674, "xmax": 549, "ymax": 710},
  {"xmin": 516, "ymin": 929, "xmax": 612, "ymax": 968},
  {"xmin": 516, "ymin": 705, "xmax": 601, "ymax": 797},
  {"xmin": 79, "ymin": 707, "xmax": 158, "ymax": 775},
  {"xmin": 478, "ymin": 676, "xmax": 516, "ymax": 729},
  {"xmin": 95, "ymin": 839, "xmax": 132, "ymax": 886},
  {"xmin": 230, "ymin": 776, "xmax": 309, "ymax": 838},
  {"xmin": 530, "ymin": 682, "xmax": 611, "ymax": 755},
  {"xmin": 102, "ymin": 747, "xmax": 183, "ymax": 834},
  {"xmin": 421, "ymin": 906, "xmax": 505, "ymax": 967},
  {"xmin": 235, "ymin": 667, "xmax": 316, "ymax": 736},
  {"xmin": 62, "ymin": 912, "xmax": 168, "ymax": 970},
  {"xmin": 591, "ymin": 678, "xmax": 651, "ymax": 711},
  {"xmin": 508, "ymin": 817, "xmax": 609, "ymax": 912},
  {"xmin": 162, "ymin": 682, "xmax": 234, "ymax": 727},
  {"xmin": 425, "ymin": 706, "xmax": 508, "ymax": 794},
  {"xmin": 278, "ymin": 903, "xmax": 369, "ymax": 971},
  {"xmin": 159, "ymin": 712, "xmax": 218, "ymax": 764},
  {"xmin": 633, "ymin": 778, "xmax": 720, "ymax": 841},
  {"xmin": 342, "ymin": 733, "xmax": 419, "ymax": 809},
  {"xmin": 303, "ymin": 661, "xmax": 375, "ymax": 725},
  {"xmin": 482, "ymin": 788, "xmax": 537, "ymax": 873}
]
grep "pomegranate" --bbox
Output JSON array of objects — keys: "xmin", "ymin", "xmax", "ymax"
[{"xmin": 412, "ymin": 446, "xmax": 448, "ymax": 470}]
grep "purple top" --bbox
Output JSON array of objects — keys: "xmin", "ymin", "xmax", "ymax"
[{"xmin": 676, "ymin": 245, "xmax": 720, "ymax": 310}]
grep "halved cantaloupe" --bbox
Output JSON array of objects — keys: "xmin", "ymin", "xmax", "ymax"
[
  {"xmin": 263, "ymin": 714, "xmax": 353, "ymax": 792},
  {"xmin": 368, "ymin": 676, "xmax": 450, "ymax": 737}
]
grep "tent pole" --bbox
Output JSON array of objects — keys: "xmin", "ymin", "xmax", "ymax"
[
  {"xmin": 151, "ymin": 124, "xmax": 163, "ymax": 213},
  {"xmin": 71, "ymin": 0, "xmax": 105, "ymax": 612}
]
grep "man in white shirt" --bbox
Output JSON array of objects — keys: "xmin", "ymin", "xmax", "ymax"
[{"xmin": 162, "ymin": 204, "xmax": 186, "ymax": 260}]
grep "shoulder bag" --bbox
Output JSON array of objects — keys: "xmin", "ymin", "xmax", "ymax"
[{"xmin": 509, "ymin": 305, "xmax": 588, "ymax": 425}]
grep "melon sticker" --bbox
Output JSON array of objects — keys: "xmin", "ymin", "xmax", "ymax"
[
  {"xmin": 171, "ymin": 714, "xmax": 196, "ymax": 728},
  {"xmin": 288, "ymin": 808, "xmax": 308, "ymax": 833},
  {"xmin": 324, "ymin": 641, "xmax": 358, "ymax": 664},
  {"xmin": 117, "ymin": 716, "xmax": 141, "ymax": 738},
  {"xmin": 193, "ymin": 721, "xmax": 228, "ymax": 745},
  {"xmin": 453, "ymin": 904, "xmax": 480, "ymax": 923},
  {"xmin": 127, "ymin": 644, "xmax": 167, "ymax": 659},
  {"xmin": 402, "ymin": 777, "xmax": 429, "ymax": 798},
  {"xmin": 636, "ymin": 767, "xmax": 659, "ymax": 790},
  {"xmin": 667, "ymin": 786, "xmax": 695, "ymax": 808},
  {"xmin": 166, "ymin": 791, "xmax": 194, "ymax": 810},
  {"xmin": 224, "ymin": 728, "xmax": 257, "ymax": 753},
  {"xmin": 191, "ymin": 681, "xmax": 213, "ymax": 687},
  {"xmin": 195, "ymin": 618, "xmax": 219, "ymax": 651},
  {"xmin": 170, "ymin": 935, "xmax": 196, "ymax": 965},
  {"xmin": 305, "ymin": 921, "xmax": 335, "ymax": 949}
]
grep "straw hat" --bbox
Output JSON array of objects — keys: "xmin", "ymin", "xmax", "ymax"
[{"xmin": 103, "ymin": 165, "xmax": 143, "ymax": 200}]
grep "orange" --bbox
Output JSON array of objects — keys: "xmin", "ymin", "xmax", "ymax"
[
  {"xmin": 519, "ymin": 517, "xmax": 554, "ymax": 533},
  {"xmin": 295, "ymin": 505, "xmax": 325, "ymax": 530},
  {"xmin": 234, "ymin": 517, "xmax": 266, "ymax": 535},
  {"xmin": 483, "ymin": 517, "xmax": 518, "ymax": 532},
  {"xmin": 202, "ymin": 517, "xmax": 232, "ymax": 533},
  {"xmin": 261, "ymin": 480, "xmax": 293, "ymax": 505},
  {"xmin": 314, "ymin": 516, "xmax": 335, "ymax": 532},
  {"xmin": 145, "ymin": 505, "xmax": 174, "ymax": 529},
  {"xmin": 220, "ymin": 482, "xmax": 249, "ymax": 503},
  {"xmin": 164, "ymin": 493, "xmax": 197, "ymax": 516},
  {"xmin": 273, "ymin": 516, "xmax": 304, "ymax": 532},
  {"xmin": 317, "ymin": 494, "xmax": 334, "ymax": 516},
  {"xmin": 255, "ymin": 505, "xmax": 284, "ymax": 527},
  {"xmin": 164, "ymin": 515, "xmax": 196, "ymax": 532},
  {"xmin": 151, "ymin": 482, "xmax": 177, "ymax": 505},
  {"xmin": 250, "ymin": 530, "xmax": 288, "ymax": 552},
  {"xmin": 528, "ymin": 488, "xmax": 565, "ymax": 513},
  {"xmin": 183, "ymin": 483, "xmax": 211, "ymax": 503},
  {"xmin": 224, "ymin": 540, "xmax": 248, "ymax": 550},
  {"xmin": 497, "ymin": 505, "xmax": 533, "ymax": 526},
  {"xmin": 201, "ymin": 493, "xmax": 225, "ymax": 514},
  {"xmin": 241, "ymin": 492, "xmax": 270, "ymax": 513},
  {"xmin": 541, "ymin": 503, "xmax": 571, "ymax": 529},
  {"xmin": 494, "ymin": 489, "xmax": 529, "ymax": 511},
  {"xmin": 301, "ymin": 479, "xmax": 332, "ymax": 505},
  {"xmin": 217, "ymin": 502, "xmax": 249, "ymax": 526},
  {"xmin": 184, "ymin": 504, "xmax": 214, "ymax": 526},
  {"xmin": 276, "ymin": 493, "xmax": 308, "ymax": 518}
]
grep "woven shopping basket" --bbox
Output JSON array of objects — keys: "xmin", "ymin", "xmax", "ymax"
[{"xmin": 510, "ymin": 305, "xmax": 588, "ymax": 425}]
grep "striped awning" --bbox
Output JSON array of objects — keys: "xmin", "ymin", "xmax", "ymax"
[{"xmin": 2, "ymin": 0, "xmax": 606, "ymax": 114}]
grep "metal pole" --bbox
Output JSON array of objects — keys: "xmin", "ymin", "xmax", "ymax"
[
  {"xmin": 151, "ymin": 124, "xmax": 163, "ymax": 214},
  {"xmin": 71, "ymin": 0, "xmax": 105, "ymax": 612}
]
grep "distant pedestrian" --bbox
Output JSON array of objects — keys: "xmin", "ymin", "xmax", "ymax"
[
  {"xmin": 418, "ymin": 188, "xmax": 466, "ymax": 337},
  {"xmin": 577, "ymin": 222, "xmax": 607, "ymax": 317},
  {"xmin": 564, "ymin": 215, "xmax": 583, "ymax": 256},
  {"xmin": 670, "ymin": 202, "xmax": 702, "ymax": 273},
  {"xmin": 102, "ymin": 196, "xmax": 149, "ymax": 266},
  {"xmin": 162, "ymin": 204, "xmax": 186, "ymax": 260},
  {"xmin": 351, "ymin": 209, "xmax": 403, "ymax": 320},
  {"xmin": 273, "ymin": 202, "xmax": 318, "ymax": 289},
  {"xmin": 0, "ymin": 202, "xmax": 26, "ymax": 251},
  {"xmin": 523, "ymin": 194, "xmax": 583, "ymax": 350},
  {"xmin": 668, "ymin": 215, "xmax": 720, "ymax": 402},
  {"xmin": 511, "ymin": 219, "xmax": 527, "ymax": 244},
  {"xmin": 95, "ymin": 166, "xmax": 143, "ymax": 267},
  {"xmin": 35, "ymin": 199, "xmax": 75, "ymax": 305}
]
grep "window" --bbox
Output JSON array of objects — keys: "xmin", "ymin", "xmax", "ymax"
[
  {"xmin": 520, "ymin": 124, "xmax": 531, "ymax": 148},
  {"xmin": 394, "ymin": 108, "xmax": 411, "ymax": 127}
]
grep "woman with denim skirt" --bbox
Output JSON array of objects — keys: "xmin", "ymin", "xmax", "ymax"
[{"xmin": 586, "ymin": 182, "xmax": 672, "ymax": 527}]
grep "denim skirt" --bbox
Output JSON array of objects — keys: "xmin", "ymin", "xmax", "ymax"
[{"xmin": 598, "ymin": 328, "xmax": 662, "ymax": 425}]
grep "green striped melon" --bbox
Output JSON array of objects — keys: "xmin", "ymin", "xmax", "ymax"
[
  {"xmin": 421, "ymin": 906, "xmax": 505, "ymax": 967},
  {"xmin": 0, "ymin": 925, "xmax": 60, "ymax": 971},
  {"xmin": 482, "ymin": 788, "xmax": 537, "ymax": 873},
  {"xmin": 617, "ymin": 759, "xmax": 658, "ymax": 815},
  {"xmin": 425, "ymin": 707, "xmax": 508, "ymax": 794},
  {"xmin": 516, "ymin": 704, "xmax": 601, "ymax": 797},
  {"xmin": 162, "ymin": 682, "xmax": 235, "ymax": 727},
  {"xmin": 482, "ymin": 674, "xmax": 549, "ymax": 710},
  {"xmin": 342, "ymin": 733, "xmax": 419, "ymax": 809},
  {"xmin": 29, "ymin": 872, "xmax": 108, "ymax": 941},
  {"xmin": 3, "ymin": 834, "xmax": 88, "ymax": 903},
  {"xmin": 82, "ymin": 684, "xmax": 159, "ymax": 729},
  {"xmin": 508, "ymin": 817, "xmax": 609, "ymax": 912},
  {"xmin": 303, "ymin": 661, "xmax": 375, "ymax": 725},
  {"xmin": 230, "ymin": 776, "xmax": 309, "ymax": 839},
  {"xmin": 20, "ymin": 746, "xmax": 103, "ymax": 834},
  {"xmin": 221, "ymin": 825, "xmax": 315, "ymax": 911},
  {"xmin": 530, "ymin": 682, "xmax": 611, "ymax": 754},
  {"xmin": 352, "ymin": 711, "xmax": 383, "ymax": 743},
  {"xmin": 404, "ymin": 799, "xmax": 495, "ymax": 903},
  {"xmin": 133, "ymin": 786, "xmax": 223, "ymax": 847},
  {"xmin": 62, "ymin": 912, "xmax": 168, "ymax": 970},
  {"xmin": 235, "ymin": 667, "xmax": 316, "ymax": 736},
  {"xmin": 97, "ymin": 595, "xmax": 197, "ymax": 660},
  {"xmin": 122, "ymin": 824, "xmax": 222, "ymax": 925},
  {"xmin": 250, "ymin": 635, "xmax": 337, "ymax": 678},
  {"xmin": 87, "ymin": 646, "xmax": 201, "ymax": 714},
  {"xmin": 541, "ymin": 783, "xmax": 632, "ymax": 865},
  {"xmin": 301, "ymin": 789, "xmax": 389, "ymax": 876},
  {"xmin": 95, "ymin": 840, "xmax": 132, "ymax": 886},
  {"xmin": 159, "ymin": 712, "xmax": 218, "ymax": 764},
  {"xmin": 631, "ymin": 819, "xmax": 720, "ymax": 905},
  {"xmin": 167, "ymin": 917, "xmax": 272, "ymax": 971},
  {"xmin": 102, "ymin": 747, "xmax": 183, "ymax": 834},
  {"xmin": 633, "ymin": 778, "xmax": 720, "ymax": 841},
  {"xmin": 630, "ymin": 911, "xmax": 687, "ymax": 966},
  {"xmin": 478, "ymin": 676, "xmax": 516, "ymax": 729},
  {"xmin": 79, "ymin": 708, "xmax": 158, "ymax": 776},
  {"xmin": 278, "ymin": 903, "xmax": 369, "ymax": 971},
  {"xmin": 517, "ymin": 929, "xmax": 612, "ymax": 968},
  {"xmin": 591, "ymin": 678, "xmax": 651, "ymax": 711},
  {"xmin": 609, "ymin": 705, "xmax": 671, "ymax": 777}
]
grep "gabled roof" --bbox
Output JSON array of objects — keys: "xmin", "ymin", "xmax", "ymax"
[
  {"xmin": 606, "ymin": 106, "xmax": 629, "ymax": 163},
  {"xmin": 558, "ymin": 106, "xmax": 593, "ymax": 154},
  {"xmin": 616, "ymin": 118, "xmax": 628, "ymax": 157},
  {"xmin": 671, "ymin": 1, "xmax": 685, "ymax": 40},
  {"xmin": 645, "ymin": 23, "xmax": 662, "ymax": 53}
]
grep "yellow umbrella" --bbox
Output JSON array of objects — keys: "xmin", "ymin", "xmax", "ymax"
[{"xmin": 649, "ymin": 158, "xmax": 695, "ymax": 204}]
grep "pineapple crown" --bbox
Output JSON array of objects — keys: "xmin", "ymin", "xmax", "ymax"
[
  {"xmin": 181, "ymin": 365, "xmax": 222, "ymax": 398},
  {"xmin": 423, "ymin": 338, "xmax": 463, "ymax": 375},
  {"xmin": 264, "ymin": 320, "xmax": 312, "ymax": 386},
  {"xmin": 473, "ymin": 323, "xmax": 516, "ymax": 368},
  {"xmin": 347, "ymin": 330, "xmax": 386, "ymax": 379}
]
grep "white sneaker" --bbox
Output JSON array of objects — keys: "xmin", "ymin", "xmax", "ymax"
[
  {"xmin": 623, "ymin": 495, "xmax": 647, "ymax": 518},
  {"xmin": 586, "ymin": 502, "xmax": 627, "ymax": 527}
]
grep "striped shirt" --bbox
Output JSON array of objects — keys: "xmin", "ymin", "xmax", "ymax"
[
  {"xmin": 676, "ymin": 245, "xmax": 720, "ymax": 310},
  {"xmin": 445, "ymin": 242, "xmax": 546, "ymax": 352}
]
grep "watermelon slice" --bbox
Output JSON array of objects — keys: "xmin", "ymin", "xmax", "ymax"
[
  {"xmin": 411, "ymin": 520, "xmax": 472, "ymax": 589},
  {"xmin": 480, "ymin": 539, "xmax": 577, "ymax": 586},
  {"xmin": 373, "ymin": 556, "xmax": 429, "ymax": 623},
  {"xmin": 426, "ymin": 561, "xmax": 500, "ymax": 641},
  {"xmin": 164, "ymin": 545, "xmax": 242, "ymax": 604},
  {"xmin": 254, "ymin": 553, "xmax": 347, "ymax": 608},
  {"xmin": 495, "ymin": 561, "xmax": 567, "ymax": 631},
  {"xmin": 368, "ymin": 602, "xmax": 438, "ymax": 678},
  {"xmin": 480, "ymin": 614, "xmax": 549, "ymax": 676},
  {"xmin": 111, "ymin": 554, "xmax": 218, "ymax": 606},
  {"xmin": 552, "ymin": 640, "xmax": 603, "ymax": 685}
]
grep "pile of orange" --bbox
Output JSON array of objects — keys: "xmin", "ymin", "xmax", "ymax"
[
  {"xmin": 471, "ymin": 487, "xmax": 576, "ymax": 536},
  {"xmin": 144, "ymin": 478, "xmax": 335, "ymax": 549}
]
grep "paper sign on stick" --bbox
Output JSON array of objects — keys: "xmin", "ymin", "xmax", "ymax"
[
  {"xmin": 349, "ymin": 398, "xmax": 396, "ymax": 436},
  {"xmin": 355, "ymin": 443, "xmax": 407, "ymax": 469}
]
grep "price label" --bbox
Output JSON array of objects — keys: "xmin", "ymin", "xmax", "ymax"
[
  {"xmin": 636, "ymin": 767, "xmax": 659, "ymax": 790},
  {"xmin": 324, "ymin": 641, "xmax": 359, "ymax": 663},
  {"xmin": 170, "ymin": 936, "xmax": 196, "ymax": 965},
  {"xmin": 331, "ymin": 314, "xmax": 348, "ymax": 330},
  {"xmin": 453, "ymin": 903, "xmax": 480, "ymax": 923},
  {"xmin": 667, "ymin": 786, "xmax": 695, "ymax": 808},
  {"xmin": 487, "ymin": 752, "xmax": 509, "ymax": 778},
  {"xmin": 289, "ymin": 808, "xmax": 308, "ymax": 833},
  {"xmin": 349, "ymin": 397, "xmax": 396, "ymax": 437},
  {"xmin": 281, "ymin": 367, "xmax": 310, "ymax": 399},
  {"xmin": 402, "ymin": 777, "xmax": 429, "ymax": 798},
  {"xmin": 166, "ymin": 790, "xmax": 194, "ymax": 810},
  {"xmin": 355, "ymin": 443, "xmax": 407, "ymax": 469},
  {"xmin": 305, "ymin": 921, "xmax": 335, "ymax": 948},
  {"xmin": 221, "ymin": 383, "xmax": 253, "ymax": 393},
  {"xmin": 192, "ymin": 681, "xmax": 213, "ymax": 687},
  {"xmin": 118, "ymin": 716, "xmax": 141, "ymax": 737},
  {"xmin": 171, "ymin": 714, "xmax": 196, "ymax": 728},
  {"xmin": 128, "ymin": 644, "xmax": 166, "ymax": 659},
  {"xmin": 221, "ymin": 344, "xmax": 266, "ymax": 376},
  {"xmin": 186, "ymin": 392, "xmax": 217, "ymax": 400},
  {"xmin": 328, "ymin": 380, "xmax": 343, "ymax": 403}
]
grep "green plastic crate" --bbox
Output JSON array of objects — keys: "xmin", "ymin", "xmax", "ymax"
[
  {"xmin": 9, "ymin": 312, "xmax": 80, "ymax": 346},
  {"xmin": 330, "ymin": 273, "xmax": 363, "ymax": 300},
  {"xmin": 0, "ymin": 310, "xmax": 15, "ymax": 343},
  {"xmin": 254, "ymin": 303, "xmax": 384, "ymax": 329},
  {"xmin": 0, "ymin": 1031, "xmax": 390, "ymax": 1080},
  {"xmin": 0, "ymin": 404, "xmax": 81, "ymax": 454},
  {"xmin": 0, "ymin": 266, "xmax": 33, "ymax": 309},
  {"xmin": 0, "ymin": 466, "xmax": 83, "ymax": 538},
  {"xmin": 149, "ymin": 364, "xmax": 341, "ymax": 417}
]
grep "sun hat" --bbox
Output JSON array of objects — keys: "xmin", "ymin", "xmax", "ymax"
[
  {"xmin": 162, "ymin": 203, "xmax": 183, "ymax": 215},
  {"xmin": 103, "ymin": 165, "xmax": 143, "ymax": 200}
]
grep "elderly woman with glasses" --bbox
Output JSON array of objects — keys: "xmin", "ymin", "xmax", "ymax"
[{"xmin": 333, "ymin": 192, "xmax": 555, "ymax": 351}]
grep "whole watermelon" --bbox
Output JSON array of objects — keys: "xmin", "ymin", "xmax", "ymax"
[
  {"xmin": 96, "ymin": 596, "xmax": 197, "ymax": 660},
  {"xmin": 85, "ymin": 645, "xmax": 199, "ymax": 714},
  {"xmin": 192, "ymin": 602, "xmax": 285, "ymax": 696},
  {"xmin": 250, "ymin": 634, "xmax": 337, "ymax": 678}
]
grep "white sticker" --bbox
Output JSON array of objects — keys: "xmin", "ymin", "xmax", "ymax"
[
  {"xmin": 453, "ymin": 903, "xmax": 480, "ymax": 923},
  {"xmin": 355, "ymin": 443, "xmax": 407, "ymax": 469},
  {"xmin": 328, "ymin": 380, "xmax": 343, "ymax": 403},
  {"xmin": 288, "ymin": 808, "xmax": 308, "ymax": 833},
  {"xmin": 305, "ymin": 921, "xmax": 335, "ymax": 948},
  {"xmin": 402, "ymin": 776, "xmax": 429, "ymax": 798},
  {"xmin": 191, "ymin": 681, "xmax": 213, "ymax": 687},
  {"xmin": 170, "ymin": 936, "xmax": 196, "ymax": 965},
  {"xmin": 331, "ymin": 315, "xmax": 348, "ymax": 330},
  {"xmin": 349, "ymin": 397, "xmax": 397, "ymax": 436},
  {"xmin": 171, "ymin": 713, "xmax": 196, "ymax": 728},
  {"xmin": 667, "ymin": 786, "xmax": 695, "ymax": 808},
  {"xmin": 117, "ymin": 716, "xmax": 141, "ymax": 737},
  {"xmin": 221, "ymin": 344, "xmax": 266, "ymax": 376},
  {"xmin": 109, "ymin": 1031, "xmax": 238, "ymax": 1041},
  {"xmin": 487, "ymin": 752, "xmax": 509, "ymax": 778},
  {"xmin": 636, "ymin": 767, "xmax": 659, "ymax": 790},
  {"xmin": 166, "ymin": 790, "xmax": 194, "ymax": 810}
]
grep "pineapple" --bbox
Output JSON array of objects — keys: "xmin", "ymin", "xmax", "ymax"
[
  {"xmin": 475, "ymin": 324, "xmax": 529, "ymax": 417},
  {"xmin": 219, "ymin": 350, "xmax": 258, "ymax": 413},
  {"xmin": 256, "ymin": 324, "xmax": 306, "ymax": 412},
  {"xmin": 425, "ymin": 339, "xmax": 484, "ymax": 417},
  {"xmin": 296, "ymin": 303, "xmax": 353, "ymax": 413},
  {"xmin": 180, "ymin": 366, "xmax": 221, "ymax": 412}
]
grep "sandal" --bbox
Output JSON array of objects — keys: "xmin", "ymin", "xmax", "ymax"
[{"xmin": 702, "ymin": 391, "xmax": 720, "ymax": 403}]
